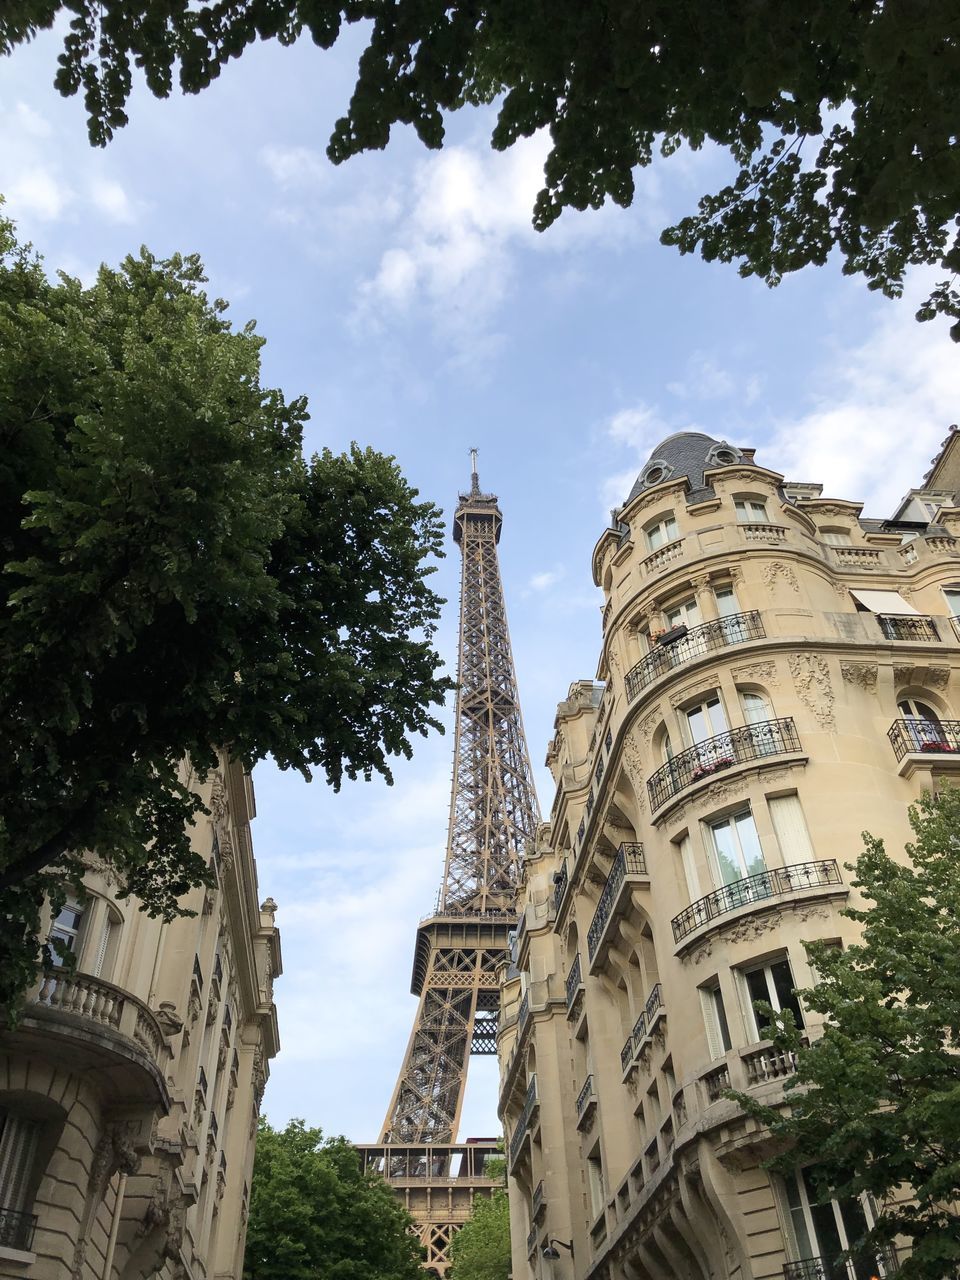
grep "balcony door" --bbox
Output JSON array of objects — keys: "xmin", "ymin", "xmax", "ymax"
[
  {"xmin": 897, "ymin": 697, "xmax": 945, "ymax": 750},
  {"xmin": 707, "ymin": 810, "xmax": 766, "ymax": 889},
  {"xmin": 714, "ymin": 585, "xmax": 747, "ymax": 644},
  {"xmin": 783, "ymin": 1168, "xmax": 888, "ymax": 1280},
  {"xmin": 662, "ymin": 597, "xmax": 701, "ymax": 669}
]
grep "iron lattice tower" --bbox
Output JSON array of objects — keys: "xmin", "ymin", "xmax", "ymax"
[{"xmin": 370, "ymin": 456, "xmax": 540, "ymax": 1272}]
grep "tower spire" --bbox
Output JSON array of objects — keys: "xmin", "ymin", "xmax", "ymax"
[{"xmin": 470, "ymin": 446, "xmax": 480, "ymax": 495}]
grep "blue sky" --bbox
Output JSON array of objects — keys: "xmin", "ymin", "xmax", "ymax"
[{"xmin": 2, "ymin": 22, "xmax": 956, "ymax": 1143}]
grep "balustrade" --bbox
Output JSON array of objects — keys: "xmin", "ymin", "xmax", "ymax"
[
  {"xmin": 648, "ymin": 718, "xmax": 801, "ymax": 810},
  {"xmin": 642, "ymin": 538, "xmax": 685, "ymax": 576},
  {"xmin": 742, "ymin": 1041, "xmax": 801, "ymax": 1086},
  {"xmin": 701, "ymin": 1063, "xmax": 730, "ymax": 1104},
  {"xmin": 624, "ymin": 612, "xmax": 764, "ymax": 701},
  {"xmin": 587, "ymin": 843, "xmax": 647, "ymax": 959},
  {"xmin": 672, "ymin": 859, "xmax": 843, "ymax": 943}
]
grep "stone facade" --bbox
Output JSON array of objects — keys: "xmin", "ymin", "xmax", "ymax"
[
  {"xmin": 499, "ymin": 430, "xmax": 960, "ymax": 1280},
  {"xmin": 0, "ymin": 755, "xmax": 281, "ymax": 1280}
]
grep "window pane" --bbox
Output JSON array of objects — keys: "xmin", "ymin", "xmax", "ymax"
[
  {"xmin": 664, "ymin": 516, "xmax": 678, "ymax": 541},
  {"xmin": 943, "ymin": 588, "xmax": 960, "ymax": 617},
  {"xmin": 713, "ymin": 987, "xmax": 732, "ymax": 1052},
  {"xmin": 784, "ymin": 1172, "xmax": 815, "ymax": 1260},
  {"xmin": 733, "ymin": 812, "xmax": 765, "ymax": 877},
  {"xmin": 714, "ymin": 587, "xmax": 738, "ymax": 617},
  {"xmin": 771, "ymin": 959, "xmax": 804, "ymax": 1029},
  {"xmin": 745, "ymin": 968, "xmax": 772, "ymax": 1038},
  {"xmin": 710, "ymin": 820, "xmax": 743, "ymax": 885}
]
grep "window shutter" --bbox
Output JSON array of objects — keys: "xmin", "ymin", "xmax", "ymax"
[
  {"xmin": 90, "ymin": 913, "xmax": 111, "ymax": 978},
  {"xmin": 0, "ymin": 1113, "xmax": 40, "ymax": 1212},
  {"xmin": 768, "ymin": 794, "xmax": 815, "ymax": 864},
  {"xmin": 678, "ymin": 834, "xmax": 699, "ymax": 900},
  {"xmin": 699, "ymin": 988, "xmax": 724, "ymax": 1061}
]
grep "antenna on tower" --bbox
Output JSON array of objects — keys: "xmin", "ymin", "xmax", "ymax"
[{"xmin": 469, "ymin": 447, "xmax": 479, "ymax": 495}]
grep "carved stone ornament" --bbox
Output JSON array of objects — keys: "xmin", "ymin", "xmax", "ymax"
[
  {"xmin": 209, "ymin": 770, "xmax": 227, "ymax": 821},
  {"xmin": 187, "ymin": 991, "xmax": 202, "ymax": 1027},
  {"xmin": 669, "ymin": 676, "xmax": 721, "ymax": 710},
  {"xmin": 621, "ymin": 737, "xmax": 647, "ymax": 810},
  {"xmin": 840, "ymin": 661, "xmax": 878, "ymax": 692},
  {"xmin": 639, "ymin": 708, "xmax": 662, "ymax": 745},
  {"xmin": 689, "ymin": 574, "xmax": 712, "ymax": 594},
  {"xmin": 260, "ymin": 896, "xmax": 278, "ymax": 919},
  {"xmin": 206, "ymin": 991, "xmax": 220, "ymax": 1027},
  {"xmin": 218, "ymin": 828, "xmax": 235, "ymax": 872},
  {"xmin": 788, "ymin": 653, "xmax": 836, "ymax": 730},
  {"xmin": 762, "ymin": 561, "xmax": 800, "ymax": 594},
  {"xmin": 732, "ymin": 660, "xmax": 779, "ymax": 687},
  {"xmin": 154, "ymin": 1001, "xmax": 184, "ymax": 1036},
  {"xmin": 929, "ymin": 667, "xmax": 950, "ymax": 690},
  {"xmin": 894, "ymin": 665, "xmax": 914, "ymax": 686}
]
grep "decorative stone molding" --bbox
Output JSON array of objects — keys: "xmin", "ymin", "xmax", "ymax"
[
  {"xmin": 788, "ymin": 653, "xmax": 836, "ymax": 730},
  {"xmin": 929, "ymin": 667, "xmax": 950, "ymax": 690},
  {"xmin": 840, "ymin": 661, "xmax": 878, "ymax": 691},
  {"xmin": 639, "ymin": 708, "xmax": 662, "ymax": 745},
  {"xmin": 669, "ymin": 675, "xmax": 721, "ymax": 709},
  {"xmin": 209, "ymin": 770, "xmax": 227, "ymax": 821},
  {"xmin": 731, "ymin": 660, "xmax": 779, "ymax": 687},
  {"xmin": 762, "ymin": 561, "xmax": 800, "ymax": 594},
  {"xmin": 893, "ymin": 665, "xmax": 914, "ymax": 686}
]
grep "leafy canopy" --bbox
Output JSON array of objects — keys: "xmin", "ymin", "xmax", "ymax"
[
  {"xmin": 737, "ymin": 788, "xmax": 960, "ymax": 1279},
  {"xmin": 0, "ymin": 210, "xmax": 451, "ymax": 1010},
  {"xmin": 244, "ymin": 1118, "xmax": 425, "ymax": 1280},
  {"xmin": 449, "ymin": 1188, "xmax": 511, "ymax": 1280},
  {"xmin": 3, "ymin": 2, "xmax": 960, "ymax": 333}
]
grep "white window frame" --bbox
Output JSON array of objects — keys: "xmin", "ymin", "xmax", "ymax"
[
  {"xmin": 699, "ymin": 982, "xmax": 732, "ymax": 1059},
  {"xmin": 706, "ymin": 809, "xmax": 766, "ymax": 887},
  {"xmin": 735, "ymin": 498, "xmax": 768, "ymax": 524},
  {"xmin": 645, "ymin": 513, "xmax": 679, "ymax": 551},
  {"xmin": 738, "ymin": 955, "xmax": 804, "ymax": 1040},
  {"xmin": 777, "ymin": 1168, "xmax": 890, "ymax": 1277},
  {"xmin": 48, "ymin": 899, "xmax": 85, "ymax": 966},
  {"xmin": 0, "ymin": 1109, "xmax": 41, "ymax": 1214},
  {"xmin": 820, "ymin": 527, "xmax": 852, "ymax": 546}
]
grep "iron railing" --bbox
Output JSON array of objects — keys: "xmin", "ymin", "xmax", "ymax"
[
  {"xmin": 783, "ymin": 1250, "xmax": 898, "ymax": 1280},
  {"xmin": 620, "ymin": 1034, "xmax": 634, "ymax": 1073},
  {"xmin": 631, "ymin": 1011, "xmax": 647, "ymax": 1056},
  {"xmin": 888, "ymin": 717, "xmax": 960, "ymax": 761},
  {"xmin": 645, "ymin": 982, "xmax": 663, "ymax": 1024},
  {"xmin": 576, "ymin": 1075, "xmax": 595, "ymax": 1118},
  {"xmin": 625, "ymin": 612, "xmax": 764, "ymax": 701},
  {"xmin": 877, "ymin": 614, "xmax": 939, "ymax": 642},
  {"xmin": 647, "ymin": 717, "xmax": 800, "ymax": 810},
  {"xmin": 672, "ymin": 859, "xmax": 842, "ymax": 943},
  {"xmin": 565, "ymin": 954, "xmax": 583, "ymax": 1013},
  {"xmin": 531, "ymin": 1179, "xmax": 545, "ymax": 1221},
  {"xmin": 508, "ymin": 1075, "xmax": 538, "ymax": 1168},
  {"xmin": 0, "ymin": 1206, "xmax": 37, "ymax": 1251},
  {"xmin": 517, "ymin": 993, "xmax": 530, "ymax": 1036},
  {"xmin": 553, "ymin": 862, "xmax": 569, "ymax": 913},
  {"xmin": 587, "ymin": 843, "xmax": 647, "ymax": 958}
]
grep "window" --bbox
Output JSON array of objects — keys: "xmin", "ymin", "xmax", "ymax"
[
  {"xmin": 741, "ymin": 956, "xmax": 804, "ymax": 1039},
  {"xmin": 714, "ymin": 585, "xmax": 738, "ymax": 617},
  {"xmin": 586, "ymin": 1147, "xmax": 605, "ymax": 1218},
  {"xmin": 739, "ymin": 690, "xmax": 770, "ymax": 726},
  {"xmin": 646, "ymin": 514, "xmax": 679, "ymax": 550},
  {"xmin": 707, "ymin": 810, "xmax": 766, "ymax": 886},
  {"xmin": 943, "ymin": 586, "xmax": 960, "ymax": 617},
  {"xmin": 768, "ymin": 794, "xmax": 815, "ymax": 863},
  {"xmin": 676, "ymin": 833, "xmax": 700, "ymax": 901},
  {"xmin": 0, "ymin": 1108, "xmax": 41, "ymax": 1218},
  {"xmin": 48, "ymin": 900, "xmax": 84, "ymax": 966},
  {"xmin": 665, "ymin": 596, "xmax": 699, "ymax": 629},
  {"xmin": 820, "ymin": 528, "xmax": 852, "ymax": 546},
  {"xmin": 685, "ymin": 695, "xmax": 728, "ymax": 745},
  {"xmin": 700, "ymin": 983, "xmax": 732, "ymax": 1059},
  {"xmin": 88, "ymin": 907, "xmax": 121, "ymax": 980},
  {"xmin": 897, "ymin": 696, "xmax": 945, "ymax": 750},
  {"xmin": 735, "ymin": 498, "xmax": 768, "ymax": 524},
  {"xmin": 780, "ymin": 1168, "xmax": 890, "ymax": 1280}
]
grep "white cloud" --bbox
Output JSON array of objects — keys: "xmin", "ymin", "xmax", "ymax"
[
  {"xmin": 767, "ymin": 285, "xmax": 958, "ymax": 516},
  {"xmin": 353, "ymin": 130, "xmax": 660, "ymax": 343},
  {"xmin": 89, "ymin": 178, "xmax": 135, "ymax": 224},
  {"xmin": 7, "ymin": 168, "xmax": 70, "ymax": 221},
  {"xmin": 260, "ymin": 144, "xmax": 328, "ymax": 188},
  {"xmin": 528, "ymin": 567, "xmax": 564, "ymax": 593}
]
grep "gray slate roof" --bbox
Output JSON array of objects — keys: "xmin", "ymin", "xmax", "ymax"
[{"xmin": 625, "ymin": 431, "xmax": 738, "ymax": 506}]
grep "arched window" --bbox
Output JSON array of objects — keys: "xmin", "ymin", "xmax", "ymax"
[
  {"xmin": 734, "ymin": 495, "xmax": 769, "ymax": 524},
  {"xmin": 645, "ymin": 512, "xmax": 679, "ymax": 551},
  {"xmin": 897, "ymin": 696, "xmax": 946, "ymax": 751}
]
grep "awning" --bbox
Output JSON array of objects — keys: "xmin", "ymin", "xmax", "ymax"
[{"xmin": 850, "ymin": 589, "xmax": 920, "ymax": 616}]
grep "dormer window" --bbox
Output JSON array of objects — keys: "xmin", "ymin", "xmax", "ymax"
[
  {"xmin": 820, "ymin": 527, "xmax": 852, "ymax": 546},
  {"xmin": 735, "ymin": 498, "xmax": 768, "ymax": 524},
  {"xmin": 640, "ymin": 459, "xmax": 675, "ymax": 488},
  {"xmin": 706, "ymin": 443, "xmax": 741, "ymax": 467},
  {"xmin": 646, "ymin": 514, "xmax": 679, "ymax": 550}
]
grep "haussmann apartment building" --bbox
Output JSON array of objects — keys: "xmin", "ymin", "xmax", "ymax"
[
  {"xmin": 0, "ymin": 754, "xmax": 281, "ymax": 1280},
  {"xmin": 499, "ymin": 427, "xmax": 960, "ymax": 1280}
]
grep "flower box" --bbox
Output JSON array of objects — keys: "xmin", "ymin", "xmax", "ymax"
[
  {"xmin": 690, "ymin": 757, "xmax": 735, "ymax": 782},
  {"xmin": 919, "ymin": 740, "xmax": 958, "ymax": 753},
  {"xmin": 656, "ymin": 624, "xmax": 689, "ymax": 647}
]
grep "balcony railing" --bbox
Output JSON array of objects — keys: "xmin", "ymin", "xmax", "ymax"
[
  {"xmin": 625, "ymin": 612, "xmax": 765, "ymax": 702},
  {"xmin": 642, "ymin": 537, "xmax": 685, "ymax": 576},
  {"xmin": 783, "ymin": 1248, "xmax": 899, "ymax": 1280},
  {"xmin": 576, "ymin": 1075, "xmax": 596, "ymax": 1121},
  {"xmin": 877, "ymin": 614, "xmax": 940, "ymax": 642},
  {"xmin": 531, "ymin": 1179, "xmax": 545, "ymax": 1222},
  {"xmin": 565, "ymin": 954, "xmax": 583, "ymax": 1016},
  {"xmin": 645, "ymin": 982, "xmax": 664, "ymax": 1025},
  {"xmin": 620, "ymin": 1034, "xmax": 634, "ymax": 1074},
  {"xmin": 743, "ymin": 1040, "xmax": 803, "ymax": 1086},
  {"xmin": 647, "ymin": 718, "xmax": 801, "ymax": 810},
  {"xmin": 553, "ymin": 861, "xmax": 570, "ymax": 913},
  {"xmin": 672, "ymin": 859, "xmax": 843, "ymax": 943},
  {"xmin": 888, "ymin": 717, "xmax": 960, "ymax": 761},
  {"xmin": 0, "ymin": 1206, "xmax": 37, "ymax": 1252},
  {"xmin": 702, "ymin": 1062, "xmax": 730, "ymax": 1103},
  {"xmin": 587, "ymin": 843, "xmax": 647, "ymax": 959},
  {"xmin": 508, "ymin": 1075, "xmax": 539, "ymax": 1169},
  {"xmin": 631, "ymin": 1011, "xmax": 647, "ymax": 1056},
  {"xmin": 517, "ymin": 993, "xmax": 530, "ymax": 1037}
]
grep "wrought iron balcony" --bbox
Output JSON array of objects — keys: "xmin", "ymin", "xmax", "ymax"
[
  {"xmin": 620, "ymin": 1034, "xmax": 634, "ymax": 1074},
  {"xmin": 516, "ymin": 993, "xmax": 530, "ymax": 1038},
  {"xmin": 0, "ymin": 1206, "xmax": 37, "ymax": 1252},
  {"xmin": 645, "ymin": 982, "xmax": 664, "ymax": 1027},
  {"xmin": 672, "ymin": 859, "xmax": 843, "ymax": 943},
  {"xmin": 575, "ymin": 1074, "xmax": 596, "ymax": 1127},
  {"xmin": 531, "ymin": 1179, "xmax": 545, "ymax": 1222},
  {"xmin": 647, "ymin": 717, "xmax": 801, "ymax": 810},
  {"xmin": 625, "ymin": 612, "xmax": 765, "ymax": 701},
  {"xmin": 888, "ymin": 717, "xmax": 960, "ymax": 761},
  {"xmin": 553, "ymin": 861, "xmax": 569, "ymax": 914},
  {"xmin": 586, "ymin": 843, "xmax": 647, "ymax": 961},
  {"xmin": 565, "ymin": 953, "xmax": 584, "ymax": 1017},
  {"xmin": 508, "ymin": 1075, "xmax": 539, "ymax": 1170},
  {"xmin": 783, "ymin": 1250, "xmax": 898, "ymax": 1280},
  {"xmin": 631, "ymin": 1010, "xmax": 647, "ymax": 1056},
  {"xmin": 877, "ymin": 614, "xmax": 940, "ymax": 642}
]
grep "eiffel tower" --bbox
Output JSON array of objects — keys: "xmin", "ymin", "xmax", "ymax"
[{"xmin": 356, "ymin": 454, "xmax": 540, "ymax": 1275}]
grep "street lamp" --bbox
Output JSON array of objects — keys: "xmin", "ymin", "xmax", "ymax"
[{"xmin": 542, "ymin": 1239, "xmax": 575, "ymax": 1261}]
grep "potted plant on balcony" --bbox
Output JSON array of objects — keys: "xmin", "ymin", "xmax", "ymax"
[
  {"xmin": 690, "ymin": 756, "xmax": 735, "ymax": 782},
  {"xmin": 656, "ymin": 624, "xmax": 689, "ymax": 646},
  {"xmin": 919, "ymin": 739, "xmax": 957, "ymax": 753}
]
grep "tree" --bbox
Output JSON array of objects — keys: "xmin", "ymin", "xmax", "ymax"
[
  {"xmin": 449, "ymin": 1188, "xmax": 511, "ymax": 1280},
  {"xmin": 3, "ymin": 4, "xmax": 959, "ymax": 335},
  {"xmin": 0, "ymin": 210, "xmax": 452, "ymax": 1010},
  {"xmin": 736, "ymin": 788, "xmax": 960, "ymax": 1279},
  {"xmin": 244, "ymin": 1118, "xmax": 425, "ymax": 1280}
]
